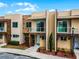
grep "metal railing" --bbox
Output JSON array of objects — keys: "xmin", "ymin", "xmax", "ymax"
[
  {"xmin": 27, "ymin": 27, "xmax": 46, "ymax": 32},
  {"xmin": 57, "ymin": 27, "xmax": 79, "ymax": 34}
]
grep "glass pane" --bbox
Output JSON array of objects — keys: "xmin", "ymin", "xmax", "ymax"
[{"xmin": 57, "ymin": 21, "xmax": 67, "ymax": 32}]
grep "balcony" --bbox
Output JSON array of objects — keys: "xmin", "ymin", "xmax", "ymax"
[
  {"xmin": 57, "ymin": 27, "xmax": 79, "ymax": 34},
  {"xmin": 26, "ymin": 27, "xmax": 46, "ymax": 33}
]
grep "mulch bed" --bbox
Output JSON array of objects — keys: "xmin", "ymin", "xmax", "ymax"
[{"xmin": 37, "ymin": 48, "xmax": 76, "ymax": 59}]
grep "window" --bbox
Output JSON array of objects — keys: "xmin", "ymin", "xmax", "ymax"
[
  {"xmin": 57, "ymin": 20, "xmax": 67, "ymax": 32},
  {"xmin": 37, "ymin": 21, "xmax": 44, "ymax": 31},
  {"xmin": 41, "ymin": 35, "xmax": 46, "ymax": 40},
  {"xmin": 12, "ymin": 22, "xmax": 18, "ymax": 28},
  {"xmin": 61, "ymin": 36, "xmax": 66, "ymax": 41},
  {"xmin": 13, "ymin": 35, "xmax": 19, "ymax": 38},
  {"xmin": 26, "ymin": 22, "xmax": 31, "ymax": 27}
]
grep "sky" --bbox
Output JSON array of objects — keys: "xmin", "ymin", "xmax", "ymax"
[{"xmin": 0, "ymin": 0, "xmax": 79, "ymax": 16}]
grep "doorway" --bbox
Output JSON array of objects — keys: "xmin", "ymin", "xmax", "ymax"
[{"xmin": 74, "ymin": 37, "xmax": 79, "ymax": 49}]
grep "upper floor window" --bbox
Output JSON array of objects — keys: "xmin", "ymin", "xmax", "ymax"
[
  {"xmin": 57, "ymin": 20, "xmax": 67, "ymax": 32},
  {"xmin": 12, "ymin": 22, "xmax": 18, "ymax": 28},
  {"xmin": 37, "ymin": 21, "xmax": 44, "ymax": 31},
  {"xmin": 26, "ymin": 22, "xmax": 31, "ymax": 28}
]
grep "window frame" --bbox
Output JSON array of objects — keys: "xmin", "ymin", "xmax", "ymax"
[{"xmin": 12, "ymin": 22, "xmax": 18, "ymax": 28}]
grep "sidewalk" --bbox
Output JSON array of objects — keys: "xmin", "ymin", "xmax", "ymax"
[{"xmin": 0, "ymin": 47, "xmax": 69, "ymax": 59}]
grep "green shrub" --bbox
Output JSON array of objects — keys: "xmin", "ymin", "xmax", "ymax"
[
  {"xmin": 48, "ymin": 33, "xmax": 55, "ymax": 51},
  {"xmin": 8, "ymin": 41, "xmax": 19, "ymax": 45}
]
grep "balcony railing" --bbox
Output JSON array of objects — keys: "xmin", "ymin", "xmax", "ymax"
[
  {"xmin": 0, "ymin": 27, "xmax": 5, "ymax": 32},
  {"xmin": 27, "ymin": 27, "xmax": 46, "ymax": 32},
  {"xmin": 57, "ymin": 27, "xmax": 79, "ymax": 34}
]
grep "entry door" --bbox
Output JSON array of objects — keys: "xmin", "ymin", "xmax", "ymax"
[
  {"xmin": 74, "ymin": 37, "xmax": 79, "ymax": 49},
  {"xmin": 36, "ymin": 35, "xmax": 40, "ymax": 45},
  {"xmin": 31, "ymin": 35, "xmax": 35, "ymax": 46}
]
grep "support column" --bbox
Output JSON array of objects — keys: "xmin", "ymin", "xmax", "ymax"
[
  {"xmin": 4, "ymin": 22, "xmax": 7, "ymax": 32},
  {"xmin": 34, "ymin": 34, "xmax": 36, "ymax": 46},
  {"xmin": 55, "ymin": 10, "xmax": 57, "ymax": 52},
  {"xmin": 3, "ymin": 35, "xmax": 5, "ymax": 43},
  {"xmin": 29, "ymin": 34, "xmax": 31, "ymax": 47}
]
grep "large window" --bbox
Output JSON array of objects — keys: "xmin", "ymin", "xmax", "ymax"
[
  {"xmin": 13, "ymin": 34, "xmax": 19, "ymax": 38},
  {"xmin": 57, "ymin": 20, "xmax": 67, "ymax": 32},
  {"xmin": 26, "ymin": 22, "xmax": 31, "ymax": 28},
  {"xmin": 12, "ymin": 22, "xmax": 18, "ymax": 28},
  {"xmin": 37, "ymin": 21, "xmax": 44, "ymax": 31}
]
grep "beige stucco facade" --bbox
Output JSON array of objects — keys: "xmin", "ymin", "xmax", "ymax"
[
  {"xmin": 57, "ymin": 37, "xmax": 71, "ymax": 51},
  {"xmin": 1, "ymin": 9, "xmax": 79, "ymax": 53}
]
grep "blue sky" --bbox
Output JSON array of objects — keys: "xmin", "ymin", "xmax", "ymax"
[{"xmin": 0, "ymin": 0, "xmax": 79, "ymax": 16}]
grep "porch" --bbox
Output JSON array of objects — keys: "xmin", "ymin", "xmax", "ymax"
[{"xmin": 23, "ymin": 33, "xmax": 46, "ymax": 48}]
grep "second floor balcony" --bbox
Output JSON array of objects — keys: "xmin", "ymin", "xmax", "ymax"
[
  {"xmin": 24, "ymin": 27, "xmax": 46, "ymax": 33},
  {"xmin": 57, "ymin": 27, "xmax": 79, "ymax": 34}
]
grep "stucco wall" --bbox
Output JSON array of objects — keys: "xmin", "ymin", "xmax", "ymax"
[
  {"xmin": 28, "ymin": 11, "xmax": 46, "ymax": 19},
  {"xmin": 57, "ymin": 37, "xmax": 71, "ymax": 50},
  {"xmin": 71, "ymin": 9, "xmax": 79, "ymax": 16},
  {"xmin": 71, "ymin": 19, "xmax": 79, "ymax": 34},
  {"xmin": 46, "ymin": 11, "xmax": 56, "ymax": 50},
  {"xmin": 4, "ymin": 14, "xmax": 24, "ymax": 44},
  {"xmin": 58, "ymin": 11, "xmax": 70, "ymax": 17}
]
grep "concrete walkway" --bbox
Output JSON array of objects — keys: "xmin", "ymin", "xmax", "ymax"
[{"xmin": 0, "ymin": 46, "xmax": 69, "ymax": 59}]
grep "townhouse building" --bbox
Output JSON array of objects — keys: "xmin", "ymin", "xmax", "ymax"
[
  {"xmin": 0, "ymin": 9, "xmax": 79, "ymax": 56},
  {"xmin": 4, "ymin": 14, "xmax": 24, "ymax": 45}
]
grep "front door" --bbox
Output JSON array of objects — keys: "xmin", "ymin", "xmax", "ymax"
[
  {"xmin": 31, "ymin": 35, "xmax": 35, "ymax": 46},
  {"xmin": 36, "ymin": 34, "xmax": 40, "ymax": 46}
]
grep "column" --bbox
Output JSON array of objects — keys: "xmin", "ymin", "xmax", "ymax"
[{"xmin": 4, "ymin": 22, "xmax": 7, "ymax": 32}]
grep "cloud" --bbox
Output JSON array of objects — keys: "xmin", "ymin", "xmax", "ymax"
[
  {"xmin": 0, "ymin": 2, "xmax": 8, "ymax": 8},
  {"xmin": 2, "ymin": 2, "xmax": 39, "ymax": 14},
  {"xmin": 12, "ymin": 2, "xmax": 39, "ymax": 12},
  {"xmin": 7, "ymin": 11, "xmax": 13, "ymax": 14},
  {"xmin": 49, "ymin": 9, "xmax": 55, "ymax": 12}
]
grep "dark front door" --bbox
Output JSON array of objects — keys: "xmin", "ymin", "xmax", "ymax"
[
  {"xmin": 25, "ymin": 34, "xmax": 29, "ymax": 47},
  {"xmin": 31, "ymin": 35, "xmax": 35, "ymax": 46}
]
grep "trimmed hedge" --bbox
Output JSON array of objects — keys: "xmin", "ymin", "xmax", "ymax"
[{"xmin": 8, "ymin": 41, "xmax": 19, "ymax": 45}]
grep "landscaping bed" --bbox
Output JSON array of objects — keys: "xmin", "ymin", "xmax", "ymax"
[
  {"xmin": 37, "ymin": 47, "xmax": 76, "ymax": 59},
  {"xmin": 1, "ymin": 41, "xmax": 28, "ymax": 50}
]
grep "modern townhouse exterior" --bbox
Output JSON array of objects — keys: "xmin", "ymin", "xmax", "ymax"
[
  {"xmin": 0, "ymin": 9, "xmax": 79, "ymax": 58},
  {"xmin": 23, "ymin": 11, "xmax": 47, "ymax": 47},
  {"xmin": 57, "ymin": 9, "xmax": 79, "ymax": 51}
]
